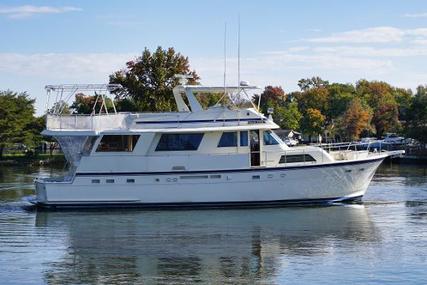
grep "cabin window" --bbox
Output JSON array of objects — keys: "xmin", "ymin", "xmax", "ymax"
[
  {"xmin": 240, "ymin": 131, "xmax": 248, "ymax": 146},
  {"xmin": 127, "ymin": 178, "xmax": 135, "ymax": 183},
  {"xmin": 263, "ymin": 130, "xmax": 280, "ymax": 145},
  {"xmin": 82, "ymin": 136, "xmax": 98, "ymax": 155},
  {"xmin": 218, "ymin": 132, "xmax": 237, "ymax": 147},
  {"xmin": 96, "ymin": 135, "xmax": 140, "ymax": 152},
  {"xmin": 91, "ymin": 179, "xmax": 100, "ymax": 184},
  {"xmin": 279, "ymin": 154, "xmax": 316, "ymax": 164},
  {"xmin": 106, "ymin": 179, "xmax": 115, "ymax": 183},
  {"xmin": 156, "ymin": 133, "xmax": 204, "ymax": 151}
]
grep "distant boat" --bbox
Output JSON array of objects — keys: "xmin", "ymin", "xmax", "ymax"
[{"xmin": 34, "ymin": 80, "xmax": 403, "ymax": 208}]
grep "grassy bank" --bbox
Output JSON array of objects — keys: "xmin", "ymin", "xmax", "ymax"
[{"xmin": 0, "ymin": 153, "xmax": 65, "ymax": 166}]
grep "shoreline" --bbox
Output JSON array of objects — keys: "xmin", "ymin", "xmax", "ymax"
[{"xmin": 0, "ymin": 153, "xmax": 65, "ymax": 166}]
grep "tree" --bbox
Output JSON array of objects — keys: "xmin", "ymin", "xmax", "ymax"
[
  {"xmin": 196, "ymin": 92, "xmax": 231, "ymax": 109},
  {"xmin": 341, "ymin": 98, "xmax": 372, "ymax": 140},
  {"xmin": 253, "ymin": 86, "xmax": 286, "ymax": 111},
  {"xmin": 301, "ymin": 108, "xmax": 325, "ymax": 138},
  {"xmin": 356, "ymin": 80, "xmax": 400, "ymax": 137},
  {"xmin": 393, "ymin": 87, "xmax": 413, "ymax": 123},
  {"xmin": 372, "ymin": 103, "xmax": 400, "ymax": 137},
  {"xmin": 406, "ymin": 85, "xmax": 427, "ymax": 142},
  {"xmin": 71, "ymin": 93, "xmax": 115, "ymax": 114},
  {"xmin": 0, "ymin": 91, "xmax": 41, "ymax": 158},
  {"xmin": 326, "ymin": 83, "xmax": 355, "ymax": 120},
  {"xmin": 49, "ymin": 100, "xmax": 71, "ymax": 115},
  {"xmin": 294, "ymin": 86, "xmax": 329, "ymax": 116},
  {"xmin": 298, "ymin": 77, "xmax": 329, "ymax": 91},
  {"xmin": 253, "ymin": 86, "xmax": 301, "ymax": 130},
  {"xmin": 109, "ymin": 46, "xmax": 199, "ymax": 112},
  {"xmin": 275, "ymin": 101, "xmax": 302, "ymax": 130}
]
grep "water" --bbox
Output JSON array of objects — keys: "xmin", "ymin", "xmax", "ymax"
[{"xmin": 0, "ymin": 163, "xmax": 427, "ymax": 284}]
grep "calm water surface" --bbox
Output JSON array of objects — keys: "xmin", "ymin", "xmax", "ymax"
[{"xmin": 0, "ymin": 162, "xmax": 426, "ymax": 284}]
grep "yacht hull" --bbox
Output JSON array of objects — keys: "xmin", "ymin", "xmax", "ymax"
[{"xmin": 35, "ymin": 157, "xmax": 384, "ymax": 209}]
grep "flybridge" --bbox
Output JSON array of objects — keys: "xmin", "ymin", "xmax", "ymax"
[
  {"xmin": 43, "ymin": 108, "xmax": 277, "ymax": 135},
  {"xmin": 43, "ymin": 80, "xmax": 277, "ymax": 134},
  {"xmin": 172, "ymin": 84, "xmax": 259, "ymax": 112},
  {"xmin": 45, "ymin": 84, "xmax": 122, "ymax": 115}
]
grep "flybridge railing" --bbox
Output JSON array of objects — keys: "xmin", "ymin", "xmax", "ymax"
[
  {"xmin": 46, "ymin": 113, "xmax": 128, "ymax": 131},
  {"xmin": 312, "ymin": 141, "xmax": 385, "ymax": 153}
]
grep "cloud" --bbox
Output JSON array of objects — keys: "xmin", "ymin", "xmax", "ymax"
[
  {"xmin": 0, "ymin": 53, "xmax": 134, "ymax": 79},
  {"xmin": 0, "ymin": 5, "xmax": 81, "ymax": 19},
  {"xmin": 403, "ymin": 12, "xmax": 427, "ymax": 18},
  {"xmin": 310, "ymin": 46, "xmax": 427, "ymax": 57},
  {"xmin": 305, "ymin": 26, "xmax": 427, "ymax": 44},
  {"xmin": 306, "ymin": 28, "xmax": 322, "ymax": 33}
]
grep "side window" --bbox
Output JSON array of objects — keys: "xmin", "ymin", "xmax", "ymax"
[
  {"xmin": 96, "ymin": 135, "xmax": 139, "ymax": 152},
  {"xmin": 263, "ymin": 130, "xmax": 279, "ymax": 145},
  {"xmin": 218, "ymin": 132, "xmax": 237, "ymax": 147},
  {"xmin": 82, "ymin": 136, "xmax": 98, "ymax": 155},
  {"xmin": 279, "ymin": 154, "xmax": 316, "ymax": 163},
  {"xmin": 240, "ymin": 131, "xmax": 248, "ymax": 146},
  {"xmin": 156, "ymin": 133, "xmax": 204, "ymax": 151}
]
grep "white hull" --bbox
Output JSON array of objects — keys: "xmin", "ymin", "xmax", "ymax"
[{"xmin": 35, "ymin": 156, "xmax": 385, "ymax": 208}]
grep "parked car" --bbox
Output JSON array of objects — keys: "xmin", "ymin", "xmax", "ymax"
[{"xmin": 383, "ymin": 133, "xmax": 405, "ymax": 143}]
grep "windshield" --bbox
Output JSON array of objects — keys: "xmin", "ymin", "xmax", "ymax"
[{"xmin": 263, "ymin": 130, "xmax": 284, "ymax": 145}]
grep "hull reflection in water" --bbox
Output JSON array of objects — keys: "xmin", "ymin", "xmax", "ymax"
[{"xmin": 35, "ymin": 206, "xmax": 378, "ymax": 284}]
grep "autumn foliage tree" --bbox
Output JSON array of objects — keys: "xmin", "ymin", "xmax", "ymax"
[
  {"xmin": 301, "ymin": 108, "xmax": 325, "ymax": 139},
  {"xmin": 356, "ymin": 80, "xmax": 401, "ymax": 137},
  {"xmin": 71, "ymin": 93, "xmax": 115, "ymax": 114},
  {"xmin": 341, "ymin": 98, "xmax": 372, "ymax": 140}
]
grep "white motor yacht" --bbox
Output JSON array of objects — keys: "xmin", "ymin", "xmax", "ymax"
[{"xmin": 34, "ymin": 81, "xmax": 403, "ymax": 208}]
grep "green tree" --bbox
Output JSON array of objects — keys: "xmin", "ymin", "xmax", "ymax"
[
  {"xmin": 406, "ymin": 85, "xmax": 427, "ymax": 142},
  {"xmin": 109, "ymin": 46, "xmax": 199, "ymax": 112},
  {"xmin": 196, "ymin": 92, "xmax": 231, "ymax": 109},
  {"xmin": 326, "ymin": 83, "xmax": 355, "ymax": 120},
  {"xmin": 0, "ymin": 91, "xmax": 41, "ymax": 158},
  {"xmin": 275, "ymin": 101, "xmax": 302, "ymax": 130},
  {"xmin": 298, "ymin": 77, "xmax": 329, "ymax": 91},
  {"xmin": 393, "ymin": 87, "xmax": 413, "ymax": 123},
  {"xmin": 253, "ymin": 86, "xmax": 301, "ymax": 130},
  {"xmin": 49, "ymin": 100, "xmax": 71, "ymax": 114}
]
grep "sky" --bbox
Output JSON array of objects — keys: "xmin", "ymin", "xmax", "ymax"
[{"xmin": 1, "ymin": 0, "xmax": 427, "ymax": 114}]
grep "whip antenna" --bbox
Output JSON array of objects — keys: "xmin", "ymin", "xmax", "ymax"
[
  {"xmin": 237, "ymin": 15, "xmax": 241, "ymax": 95},
  {"xmin": 223, "ymin": 22, "xmax": 227, "ymax": 96}
]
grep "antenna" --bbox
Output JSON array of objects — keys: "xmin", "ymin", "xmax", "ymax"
[
  {"xmin": 237, "ymin": 15, "xmax": 241, "ymax": 94},
  {"xmin": 223, "ymin": 22, "xmax": 227, "ymax": 96}
]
